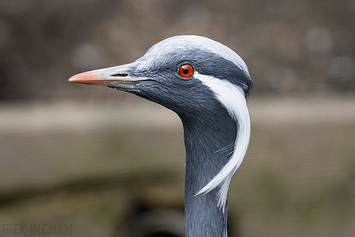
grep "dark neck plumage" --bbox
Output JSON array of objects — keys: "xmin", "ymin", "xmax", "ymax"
[{"xmin": 180, "ymin": 106, "xmax": 237, "ymax": 237}]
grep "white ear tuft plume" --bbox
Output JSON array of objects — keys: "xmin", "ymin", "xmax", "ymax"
[{"xmin": 194, "ymin": 72, "xmax": 251, "ymax": 211}]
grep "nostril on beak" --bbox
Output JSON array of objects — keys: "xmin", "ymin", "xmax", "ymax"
[{"xmin": 111, "ymin": 73, "xmax": 128, "ymax": 77}]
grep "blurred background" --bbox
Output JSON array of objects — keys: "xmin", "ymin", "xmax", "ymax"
[{"xmin": 0, "ymin": 0, "xmax": 354, "ymax": 236}]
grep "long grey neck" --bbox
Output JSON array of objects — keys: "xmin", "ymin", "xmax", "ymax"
[{"xmin": 180, "ymin": 109, "xmax": 237, "ymax": 237}]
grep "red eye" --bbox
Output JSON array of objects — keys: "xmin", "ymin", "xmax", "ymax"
[{"xmin": 178, "ymin": 64, "xmax": 194, "ymax": 78}]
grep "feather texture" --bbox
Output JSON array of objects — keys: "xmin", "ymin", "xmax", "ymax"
[{"xmin": 194, "ymin": 72, "xmax": 251, "ymax": 211}]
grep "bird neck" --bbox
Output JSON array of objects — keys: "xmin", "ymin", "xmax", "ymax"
[{"xmin": 181, "ymin": 109, "xmax": 237, "ymax": 237}]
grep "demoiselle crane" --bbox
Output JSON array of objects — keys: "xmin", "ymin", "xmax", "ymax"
[{"xmin": 69, "ymin": 35, "xmax": 252, "ymax": 237}]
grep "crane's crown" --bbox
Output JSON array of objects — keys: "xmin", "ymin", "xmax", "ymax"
[{"xmin": 135, "ymin": 35, "xmax": 252, "ymax": 95}]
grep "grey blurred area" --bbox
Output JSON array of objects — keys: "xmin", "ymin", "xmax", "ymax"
[
  {"xmin": 1, "ymin": 0, "xmax": 354, "ymax": 100},
  {"xmin": 0, "ymin": 0, "xmax": 354, "ymax": 237}
]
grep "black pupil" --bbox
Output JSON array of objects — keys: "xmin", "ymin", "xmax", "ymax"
[{"xmin": 182, "ymin": 68, "xmax": 189, "ymax": 74}]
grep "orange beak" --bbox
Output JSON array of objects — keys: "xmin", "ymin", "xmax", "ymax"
[
  {"xmin": 68, "ymin": 62, "xmax": 147, "ymax": 88},
  {"xmin": 68, "ymin": 70, "xmax": 108, "ymax": 85}
]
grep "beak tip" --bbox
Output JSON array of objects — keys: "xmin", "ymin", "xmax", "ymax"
[
  {"xmin": 68, "ymin": 73, "xmax": 83, "ymax": 83},
  {"xmin": 68, "ymin": 72, "xmax": 94, "ymax": 84}
]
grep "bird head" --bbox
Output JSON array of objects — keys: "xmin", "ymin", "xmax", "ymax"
[
  {"xmin": 69, "ymin": 35, "xmax": 251, "ymax": 118},
  {"xmin": 69, "ymin": 35, "xmax": 253, "ymax": 214}
]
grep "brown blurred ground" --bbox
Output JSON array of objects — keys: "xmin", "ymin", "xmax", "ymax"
[{"xmin": 1, "ymin": 96, "xmax": 354, "ymax": 237}]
